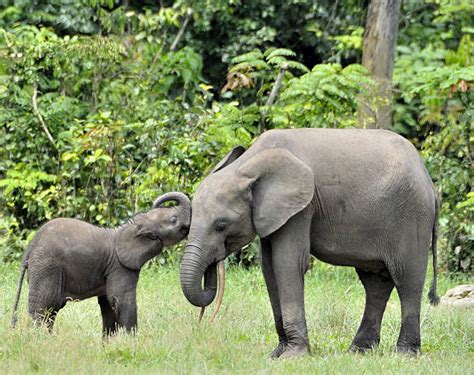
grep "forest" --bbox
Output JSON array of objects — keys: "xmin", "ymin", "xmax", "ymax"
[
  {"xmin": 0, "ymin": 1, "xmax": 473, "ymax": 374},
  {"xmin": 0, "ymin": 0, "xmax": 472, "ymax": 273}
]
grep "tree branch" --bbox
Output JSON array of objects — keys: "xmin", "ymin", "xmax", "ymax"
[
  {"xmin": 324, "ymin": 0, "xmax": 340, "ymax": 33},
  {"xmin": 265, "ymin": 63, "xmax": 287, "ymax": 108},
  {"xmin": 170, "ymin": 9, "xmax": 192, "ymax": 52},
  {"xmin": 32, "ymin": 82, "xmax": 55, "ymax": 147},
  {"xmin": 259, "ymin": 63, "xmax": 288, "ymax": 133}
]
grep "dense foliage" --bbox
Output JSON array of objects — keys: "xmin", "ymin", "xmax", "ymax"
[
  {"xmin": 393, "ymin": 0, "xmax": 473, "ymax": 273},
  {"xmin": 0, "ymin": 0, "xmax": 472, "ymax": 272}
]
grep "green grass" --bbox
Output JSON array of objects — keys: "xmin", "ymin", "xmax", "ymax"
[{"xmin": 1, "ymin": 262, "xmax": 473, "ymax": 374}]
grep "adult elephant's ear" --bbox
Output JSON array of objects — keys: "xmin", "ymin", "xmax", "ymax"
[
  {"xmin": 237, "ymin": 148, "xmax": 314, "ymax": 238},
  {"xmin": 115, "ymin": 224, "xmax": 161, "ymax": 270},
  {"xmin": 212, "ymin": 145, "xmax": 246, "ymax": 173}
]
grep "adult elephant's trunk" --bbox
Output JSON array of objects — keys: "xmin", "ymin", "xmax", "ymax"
[
  {"xmin": 180, "ymin": 245, "xmax": 217, "ymax": 307},
  {"xmin": 153, "ymin": 192, "xmax": 191, "ymax": 222}
]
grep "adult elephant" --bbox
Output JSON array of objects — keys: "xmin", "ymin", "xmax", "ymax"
[{"xmin": 180, "ymin": 128, "xmax": 439, "ymax": 358}]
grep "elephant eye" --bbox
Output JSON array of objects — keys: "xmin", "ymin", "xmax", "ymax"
[
  {"xmin": 170, "ymin": 215, "xmax": 177, "ymax": 224},
  {"xmin": 137, "ymin": 225, "xmax": 159, "ymax": 240},
  {"xmin": 144, "ymin": 232, "xmax": 159, "ymax": 240},
  {"xmin": 215, "ymin": 221, "xmax": 227, "ymax": 232}
]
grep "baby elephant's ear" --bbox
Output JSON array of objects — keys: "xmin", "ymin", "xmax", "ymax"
[{"xmin": 115, "ymin": 225, "xmax": 162, "ymax": 270}]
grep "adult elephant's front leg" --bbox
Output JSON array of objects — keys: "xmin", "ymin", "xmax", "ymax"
[
  {"xmin": 269, "ymin": 211, "xmax": 312, "ymax": 359},
  {"xmin": 261, "ymin": 238, "xmax": 287, "ymax": 358}
]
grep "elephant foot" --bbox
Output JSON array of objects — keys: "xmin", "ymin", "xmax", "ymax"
[
  {"xmin": 270, "ymin": 342, "xmax": 287, "ymax": 359},
  {"xmin": 274, "ymin": 344, "xmax": 310, "ymax": 360},
  {"xmin": 349, "ymin": 341, "xmax": 378, "ymax": 353},
  {"xmin": 396, "ymin": 345, "xmax": 421, "ymax": 356}
]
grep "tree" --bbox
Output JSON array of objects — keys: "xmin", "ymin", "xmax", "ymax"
[{"xmin": 359, "ymin": 0, "xmax": 402, "ymax": 129}]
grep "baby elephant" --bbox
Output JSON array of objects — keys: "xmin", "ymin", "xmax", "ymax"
[{"xmin": 10, "ymin": 192, "xmax": 191, "ymax": 335}]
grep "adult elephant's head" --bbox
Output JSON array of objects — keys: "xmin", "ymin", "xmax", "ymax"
[{"xmin": 180, "ymin": 145, "xmax": 314, "ymax": 318}]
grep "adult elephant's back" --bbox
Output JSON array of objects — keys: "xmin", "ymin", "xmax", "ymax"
[
  {"xmin": 253, "ymin": 128, "xmax": 433, "ymax": 195},
  {"xmin": 250, "ymin": 128, "xmax": 437, "ymax": 269}
]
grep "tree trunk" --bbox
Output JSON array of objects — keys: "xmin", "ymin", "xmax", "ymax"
[{"xmin": 359, "ymin": 0, "xmax": 402, "ymax": 129}]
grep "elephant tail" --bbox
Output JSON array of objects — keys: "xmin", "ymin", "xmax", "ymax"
[
  {"xmin": 10, "ymin": 256, "xmax": 29, "ymax": 328},
  {"xmin": 428, "ymin": 194, "xmax": 440, "ymax": 306}
]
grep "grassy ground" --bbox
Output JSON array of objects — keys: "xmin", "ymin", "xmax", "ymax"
[{"xmin": 0, "ymin": 261, "xmax": 472, "ymax": 374}]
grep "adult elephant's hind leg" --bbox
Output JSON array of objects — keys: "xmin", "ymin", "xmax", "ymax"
[
  {"xmin": 393, "ymin": 264, "xmax": 426, "ymax": 355},
  {"xmin": 261, "ymin": 238, "xmax": 287, "ymax": 358},
  {"xmin": 389, "ymin": 224, "xmax": 430, "ymax": 355},
  {"xmin": 350, "ymin": 269, "xmax": 394, "ymax": 352},
  {"xmin": 98, "ymin": 295, "xmax": 117, "ymax": 337}
]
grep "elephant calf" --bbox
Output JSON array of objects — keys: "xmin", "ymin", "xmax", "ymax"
[{"xmin": 10, "ymin": 192, "xmax": 191, "ymax": 335}]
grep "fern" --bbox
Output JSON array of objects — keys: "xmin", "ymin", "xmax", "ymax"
[
  {"xmin": 231, "ymin": 50, "xmax": 264, "ymax": 64},
  {"xmin": 267, "ymin": 56, "xmax": 287, "ymax": 66},
  {"xmin": 224, "ymin": 46, "xmax": 308, "ymax": 98},
  {"xmin": 229, "ymin": 62, "xmax": 253, "ymax": 72},
  {"xmin": 323, "ymin": 84, "xmax": 349, "ymax": 99},
  {"xmin": 229, "ymin": 60, "xmax": 270, "ymax": 72},
  {"xmin": 274, "ymin": 62, "xmax": 375, "ymax": 129},
  {"xmin": 265, "ymin": 48, "xmax": 296, "ymax": 59},
  {"xmin": 287, "ymin": 61, "xmax": 310, "ymax": 73}
]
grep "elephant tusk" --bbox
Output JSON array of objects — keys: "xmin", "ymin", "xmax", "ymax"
[
  {"xmin": 198, "ymin": 307, "xmax": 205, "ymax": 323},
  {"xmin": 209, "ymin": 261, "xmax": 225, "ymax": 323}
]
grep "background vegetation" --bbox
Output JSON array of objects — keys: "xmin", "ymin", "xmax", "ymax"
[
  {"xmin": 0, "ymin": 0, "xmax": 472, "ymax": 274},
  {"xmin": 0, "ymin": 2, "xmax": 472, "ymax": 373}
]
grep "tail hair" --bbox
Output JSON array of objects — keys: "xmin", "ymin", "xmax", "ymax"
[
  {"xmin": 428, "ymin": 194, "xmax": 440, "ymax": 306},
  {"xmin": 10, "ymin": 259, "xmax": 28, "ymax": 328}
]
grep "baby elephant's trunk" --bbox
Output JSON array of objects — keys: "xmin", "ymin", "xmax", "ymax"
[{"xmin": 153, "ymin": 192, "xmax": 191, "ymax": 223}]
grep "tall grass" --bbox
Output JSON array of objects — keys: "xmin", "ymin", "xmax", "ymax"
[{"xmin": 0, "ymin": 262, "xmax": 472, "ymax": 374}]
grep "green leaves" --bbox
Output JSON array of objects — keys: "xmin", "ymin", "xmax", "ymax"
[
  {"xmin": 395, "ymin": 27, "xmax": 473, "ymax": 273},
  {"xmin": 225, "ymin": 47, "xmax": 308, "ymax": 92},
  {"xmin": 84, "ymin": 149, "xmax": 112, "ymax": 166},
  {"xmin": 0, "ymin": 0, "xmax": 471, "ymax": 271},
  {"xmin": 264, "ymin": 48, "xmax": 296, "ymax": 59},
  {"xmin": 0, "ymin": 165, "xmax": 57, "ymax": 195},
  {"xmin": 274, "ymin": 63, "xmax": 373, "ymax": 128},
  {"xmin": 231, "ymin": 50, "xmax": 265, "ymax": 64},
  {"xmin": 285, "ymin": 61, "xmax": 310, "ymax": 73},
  {"xmin": 0, "ymin": 18, "xmax": 211, "ymax": 262},
  {"xmin": 222, "ymin": 46, "xmax": 310, "ymax": 131}
]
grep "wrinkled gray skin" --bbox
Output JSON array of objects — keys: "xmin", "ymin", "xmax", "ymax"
[
  {"xmin": 11, "ymin": 192, "xmax": 191, "ymax": 335},
  {"xmin": 180, "ymin": 129, "xmax": 439, "ymax": 358}
]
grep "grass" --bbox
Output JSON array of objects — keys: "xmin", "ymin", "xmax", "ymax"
[{"xmin": 0, "ymin": 261, "xmax": 473, "ymax": 374}]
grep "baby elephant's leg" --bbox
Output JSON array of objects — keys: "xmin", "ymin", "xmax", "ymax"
[
  {"xmin": 106, "ymin": 270, "xmax": 139, "ymax": 333},
  {"xmin": 98, "ymin": 295, "xmax": 117, "ymax": 336},
  {"xmin": 28, "ymin": 266, "xmax": 65, "ymax": 331},
  {"xmin": 109, "ymin": 292, "xmax": 137, "ymax": 333}
]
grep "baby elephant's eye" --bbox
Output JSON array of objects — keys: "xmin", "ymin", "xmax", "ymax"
[
  {"xmin": 146, "ymin": 233, "xmax": 159, "ymax": 240},
  {"xmin": 215, "ymin": 221, "xmax": 227, "ymax": 232},
  {"xmin": 170, "ymin": 215, "xmax": 177, "ymax": 224}
]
